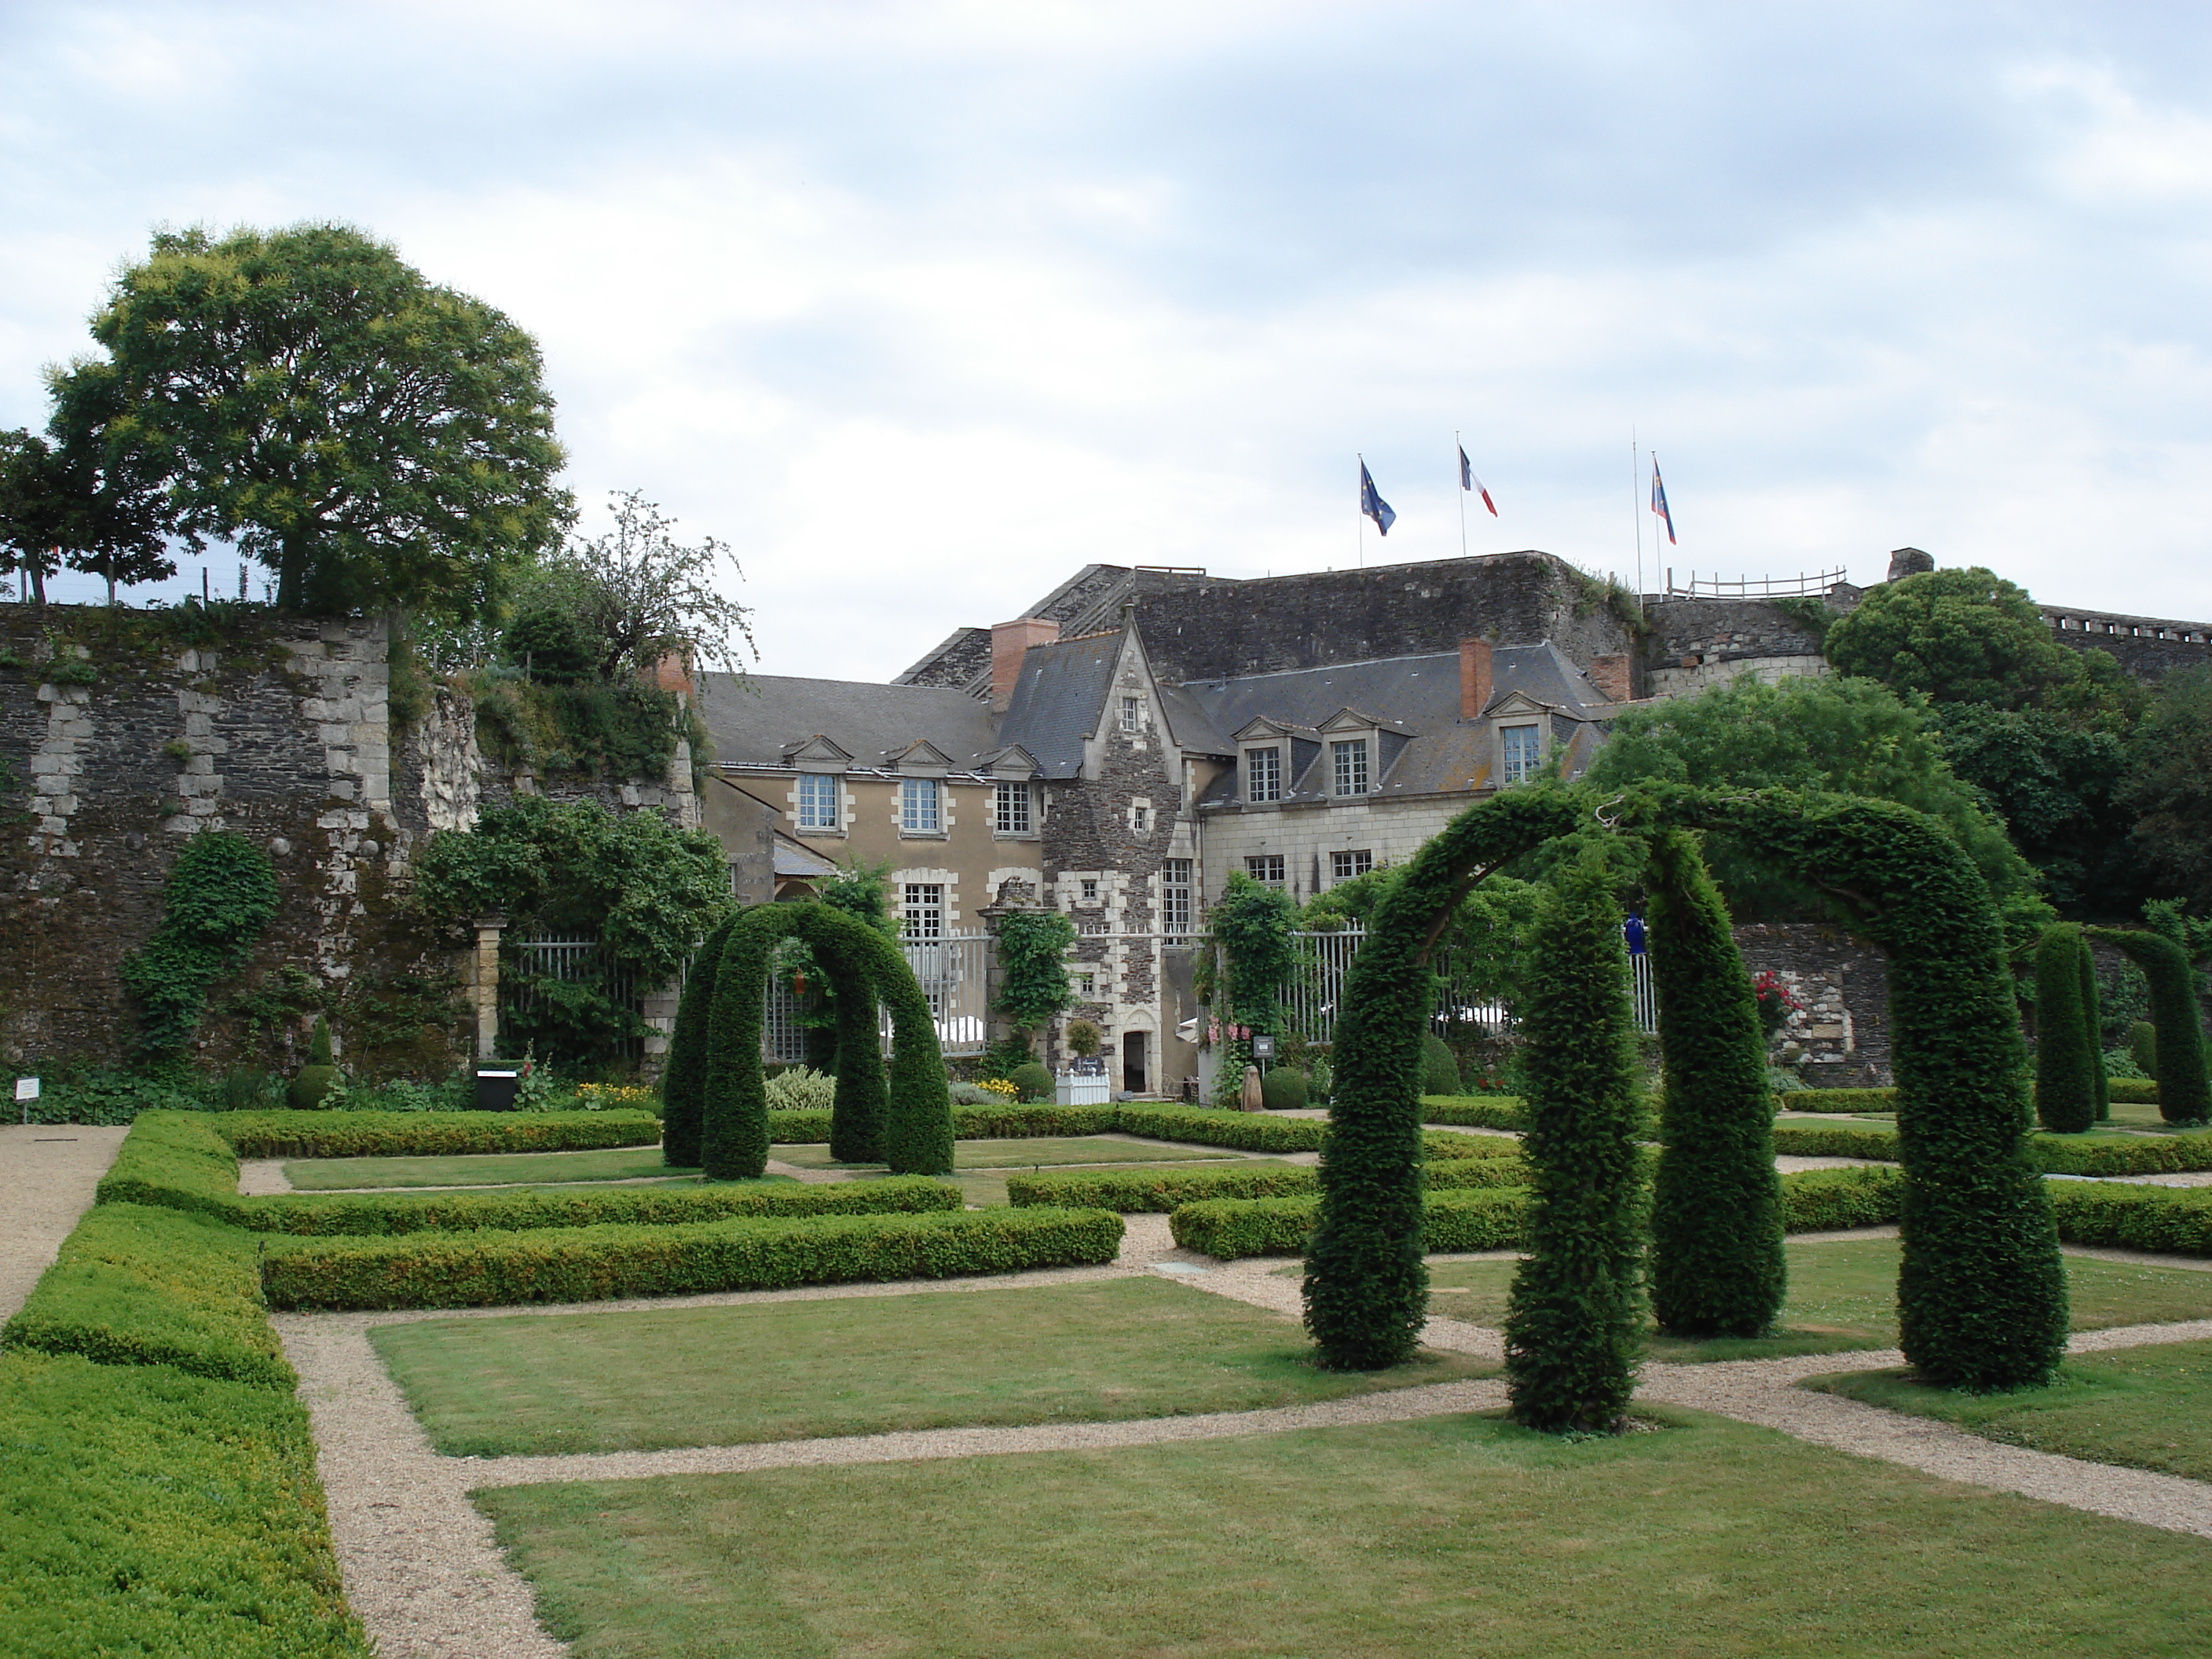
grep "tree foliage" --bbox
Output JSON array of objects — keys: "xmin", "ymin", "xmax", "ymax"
[
  {"xmin": 504, "ymin": 492, "xmax": 754, "ymax": 679},
  {"xmin": 1503, "ymin": 851, "xmax": 1649, "ymax": 1431},
  {"xmin": 1824, "ymin": 567, "xmax": 2084, "ymax": 711},
  {"xmin": 2122, "ymin": 667, "xmax": 2212, "ymax": 911},
  {"xmin": 1583, "ymin": 672, "xmax": 2039, "ymax": 917},
  {"xmin": 993, "ymin": 909, "xmax": 1076, "ymax": 1038},
  {"xmin": 1933, "ymin": 704, "xmax": 2141, "ymax": 917},
  {"xmin": 58, "ymin": 222, "xmax": 569, "ymax": 617},
  {"xmin": 1207, "ymin": 870, "xmax": 1298, "ymax": 1108},
  {"xmin": 1302, "ymin": 863, "xmax": 1544, "ymax": 1016},
  {"xmin": 0, "ymin": 418, "xmax": 172, "ymax": 605},
  {"xmin": 1645, "ymin": 830, "xmax": 1785, "ymax": 1339}
]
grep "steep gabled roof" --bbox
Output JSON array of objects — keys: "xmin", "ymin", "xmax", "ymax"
[
  {"xmin": 994, "ymin": 632, "xmax": 1122, "ymax": 778},
  {"xmin": 695, "ymin": 672, "xmax": 1001, "ymax": 771}
]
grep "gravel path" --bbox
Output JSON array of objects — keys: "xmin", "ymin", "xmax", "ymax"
[{"xmin": 0, "ymin": 1122, "xmax": 126, "ymax": 1322}]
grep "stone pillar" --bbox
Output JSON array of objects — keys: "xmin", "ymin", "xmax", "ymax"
[
  {"xmin": 639, "ymin": 978, "xmax": 682, "ymax": 1078},
  {"xmin": 472, "ymin": 915, "xmax": 505, "ymax": 1061},
  {"xmin": 977, "ymin": 877, "xmax": 1041, "ymax": 1057}
]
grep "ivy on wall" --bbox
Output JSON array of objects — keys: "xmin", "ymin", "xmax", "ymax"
[
  {"xmin": 993, "ymin": 910, "xmax": 1075, "ymax": 1049},
  {"xmin": 1207, "ymin": 870, "xmax": 1298, "ymax": 1108},
  {"xmin": 118, "ymin": 830, "xmax": 280, "ymax": 1056}
]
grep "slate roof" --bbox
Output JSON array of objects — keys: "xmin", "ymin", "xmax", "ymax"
[
  {"xmin": 994, "ymin": 633, "xmax": 1122, "ymax": 778},
  {"xmin": 694, "ymin": 672, "xmax": 1002, "ymax": 772},
  {"xmin": 1185, "ymin": 643, "xmax": 1606, "ymax": 806}
]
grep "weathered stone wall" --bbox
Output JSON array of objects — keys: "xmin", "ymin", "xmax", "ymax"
[
  {"xmin": 1135, "ymin": 552, "xmax": 1638, "ymax": 683},
  {"xmin": 1639, "ymin": 596, "xmax": 1832, "ymax": 698},
  {"xmin": 1731, "ymin": 921, "xmax": 1892, "ymax": 1088},
  {"xmin": 2042, "ymin": 606, "xmax": 2212, "ymax": 683}
]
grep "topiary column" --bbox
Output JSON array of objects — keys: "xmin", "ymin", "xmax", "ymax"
[
  {"xmin": 2034, "ymin": 923, "xmax": 2098, "ymax": 1134},
  {"xmin": 2088, "ymin": 929, "xmax": 2212, "ymax": 1124},
  {"xmin": 701, "ymin": 914, "xmax": 778, "ymax": 1179},
  {"xmin": 1645, "ymin": 829, "xmax": 1785, "ymax": 1339},
  {"xmin": 661, "ymin": 911, "xmax": 741, "ymax": 1166},
  {"xmin": 828, "ymin": 974, "xmax": 888, "ymax": 1163},
  {"xmin": 2079, "ymin": 938, "xmax": 2110, "ymax": 1124}
]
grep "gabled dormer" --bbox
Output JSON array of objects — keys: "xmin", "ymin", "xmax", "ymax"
[
  {"xmin": 1481, "ymin": 689, "xmax": 1552, "ymax": 789},
  {"xmin": 1230, "ymin": 716, "xmax": 1319, "ymax": 805},
  {"xmin": 978, "ymin": 744, "xmax": 1040, "ymax": 779},
  {"xmin": 781, "ymin": 734, "xmax": 855, "ymax": 769},
  {"xmin": 1313, "ymin": 706, "xmax": 1415, "ymax": 799},
  {"xmin": 884, "ymin": 739, "xmax": 952, "ymax": 775}
]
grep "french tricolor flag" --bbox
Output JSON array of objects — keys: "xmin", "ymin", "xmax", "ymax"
[{"xmin": 1459, "ymin": 445, "xmax": 1497, "ymax": 515}]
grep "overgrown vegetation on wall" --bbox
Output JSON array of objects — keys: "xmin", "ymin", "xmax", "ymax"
[{"xmin": 118, "ymin": 831, "xmax": 280, "ymax": 1057}]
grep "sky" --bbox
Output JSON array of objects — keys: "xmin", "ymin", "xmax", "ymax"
[{"xmin": 5, "ymin": 2, "xmax": 2212, "ymax": 679}]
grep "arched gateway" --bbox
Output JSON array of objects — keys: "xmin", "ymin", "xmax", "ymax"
[
  {"xmin": 1306, "ymin": 782, "xmax": 2067, "ymax": 1393},
  {"xmin": 660, "ymin": 901, "xmax": 956, "ymax": 1180}
]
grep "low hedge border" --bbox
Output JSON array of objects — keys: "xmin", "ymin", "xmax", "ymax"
[
  {"xmin": 213, "ymin": 1108, "xmax": 662, "ymax": 1160},
  {"xmin": 2049, "ymin": 1182, "xmax": 2212, "ymax": 1255},
  {"xmin": 1167, "ymin": 1166, "xmax": 1910, "ymax": 1261},
  {"xmin": 1768, "ymin": 1118, "xmax": 2212, "ymax": 1177},
  {"xmin": 1769, "ymin": 1122, "xmax": 1904, "ymax": 1161},
  {"xmin": 260, "ymin": 1205, "xmax": 1127, "ymax": 1311},
  {"xmin": 0, "ymin": 1353, "xmax": 371, "ymax": 1657},
  {"xmin": 1781, "ymin": 1089, "xmax": 1898, "ymax": 1114},
  {"xmin": 1419, "ymin": 1095, "xmax": 1527, "ymax": 1130},
  {"xmin": 1, "ymin": 1202, "xmax": 292, "ymax": 1389},
  {"xmin": 1008, "ymin": 1155, "xmax": 1531, "ymax": 1213}
]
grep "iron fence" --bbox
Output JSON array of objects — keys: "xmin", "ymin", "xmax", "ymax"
[
  {"xmin": 1283, "ymin": 926, "xmax": 1657, "ymax": 1046},
  {"xmin": 501, "ymin": 936, "xmax": 646, "ymax": 1062},
  {"xmin": 901, "ymin": 932, "xmax": 993, "ymax": 1054}
]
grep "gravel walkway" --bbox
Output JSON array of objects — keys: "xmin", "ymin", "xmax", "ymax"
[{"xmin": 0, "ymin": 1122, "xmax": 126, "ymax": 1322}]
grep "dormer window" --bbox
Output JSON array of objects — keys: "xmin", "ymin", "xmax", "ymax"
[
  {"xmin": 1244, "ymin": 747, "xmax": 1282, "ymax": 803},
  {"xmin": 1331, "ymin": 738, "xmax": 1370, "ymax": 797},
  {"xmin": 795, "ymin": 773, "xmax": 839, "ymax": 832},
  {"xmin": 1500, "ymin": 723, "xmax": 1541, "ymax": 786},
  {"xmin": 899, "ymin": 777, "xmax": 942, "ymax": 834},
  {"xmin": 1119, "ymin": 695, "xmax": 1143, "ymax": 733}
]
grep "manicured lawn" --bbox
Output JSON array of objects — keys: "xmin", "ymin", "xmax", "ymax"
[
  {"xmin": 284, "ymin": 1146, "xmax": 690, "ymax": 1189},
  {"xmin": 1415, "ymin": 1240, "xmax": 2212, "ymax": 1362},
  {"xmin": 476, "ymin": 1408, "xmax": 2212, "ymax": 1658},
  {"xmin": 1812, "ymin": 1338, "xmax": 2212, "ymax": 1483},
  {"xmin": 371, "ymin": 1276, "xmax": 1489, "ymax": 1457},
  {"xmin": 771, "ymin": 1135, "xmax": 1252, "ymax": 1171}
]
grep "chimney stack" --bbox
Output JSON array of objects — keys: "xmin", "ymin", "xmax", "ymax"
[
  {"xmin": 991, "ymin": 617, "xmax": 1060, "ymax": 713},
  {"xmin": 1458, "ymin": 638, "xmax": 1494, "ymax": 720},
  {"xmin": 1587, "ymin": 654, "xmax": 1632, "ymax": 704}
]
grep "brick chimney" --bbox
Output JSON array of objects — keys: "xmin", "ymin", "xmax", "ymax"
[
  {"xmin": 1458, "ymin": 638, "xmax": 1494, "ymax": 720},
  {"xmin": 648, "ymin": 652, "xmax": 694, "ymax": 701},
  {"xmin": 991, "ymin": 617, "xmax": 1060, "ymax": 713},
  {"xmin": 1587, "ymin": 654, "xmax": 1632, "ymax": 704}
]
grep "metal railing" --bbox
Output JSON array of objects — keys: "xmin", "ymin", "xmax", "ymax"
[
  {"xmin": 502, "ymin": 936, "xmax": 646, "ymax": 1061},
  {"xmin": 1283, "ymin": 926, "xmax": 1658, "ymax": 1045},
  {"xmin": 901, "ymin": 931, "xmax": 993, "ymax": 1054},
  {"xmin": 1664, "ymin": 566, "xmax": 1851, "ymax": 599}
]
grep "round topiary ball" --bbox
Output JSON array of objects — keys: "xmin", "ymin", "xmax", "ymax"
[
  {"xmin": 1259, "ymin": 1066, "xmax": 1309, "ymax": 1111},
  {"xmin": 1420, "ymin": 1033, "xmax": 1463, "ymax": 1097},
  {"xmin": 288, "ymin": 1066, "xmax": 340, "ymax": 1110},
  {"xmin": 1009, "ymin": 1061, "xmax": 1053, "ymax": 1103}
]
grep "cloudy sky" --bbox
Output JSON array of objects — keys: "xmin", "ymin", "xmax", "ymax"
[{"xmin": 5, "ymin": 2, "xmax": 2211, "ymax": 678}]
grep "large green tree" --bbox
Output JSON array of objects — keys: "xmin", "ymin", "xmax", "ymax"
[
  {"xmin": 53, "ymin": 222, "xmax": 569, "ymax": 617},
  {"xmin": 1823, "ymin": 567, "xmax": 2083, "ymax": 711},
  {"xmin": 2122, "ymin": 668, "xmax": 2212, "ymax": 911},
  {"xmin": 1933, "ymin": 704, "xmax": 2140, "ymax": 917},
  {"xmin": 1581, "ymin": 672, "xmax": 2038, "ymax": 919}
]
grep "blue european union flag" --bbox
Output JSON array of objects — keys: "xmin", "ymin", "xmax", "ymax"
[{"xmin": 1360, "ymin": 460, "xmax": 1395, "ymax": 536}]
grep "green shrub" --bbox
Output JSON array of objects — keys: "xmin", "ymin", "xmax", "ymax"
[
  {"xmin": 211, "ymin": 1108, "xmax": 661, "ymax": 1159},
  {"xmin": 0, "ymin": 1353, "xmax": 370, "ymax": 1657},
  {"xmin": 2, "ymin": 1203, "xmax": 291, "ymax": 1388},
  {"xmin": 1420, "ymin": 1095, "xmax": 1527, "ymax": 1130},
  {"xmin": 1769, "ymin": 1122, "xmax": 1903, "ymax": 1161},
  {"xmin": 2111, "ymin": 1078, "xmax": 2163, "ymax": 1105},
  {"xmin": 2028, "ymin": 1132, "xmax": 2212, "ymax": 1177},
  {"xmin": 288, "ymin": 1016, "xmax": 341, "ymax": 1111},
  {"xmin": 2047, "ymin": 1182, "xmax": 2212, "ymax": 1256},
  {"xmin": 1009, "ymin": 1155, "xmax": 1528, "ymax": 1213},
  {"xmin": 764, "ymin": 1064, "xmax": 837, "ymax": 1111},
  {"xmin": 1174, "ymin": 1188, "xmax": 1530, "ymax": 1262},
  {"xmin": 660, "ymin": 912, "xmax": 738, "ymax": 1166},
  {"xmin": 1778, "ymin": 1165, "xmax": 1906, "ymax": 1231},
  {"xmin": 2132, "ymin": 1020, "xmax": 2159, "ymax": 1079},
  {"xmin": 1112, "ymin": 1104, "xmax": 1324, "ymax": 1152},
  {"xmin": 768, "ymin": 1108, "xmax": 833, "ymax": 1143},
  {"xmin": 1645, "ymin": 829, "xmax": 1785, "ymax": 1339},
  {"xmin": 2034, "ymin": 924, "xmax": 2100, "ymax": 1133},
  {"xmin": 1009, "ymin": 1062, "xmax": 1053, "ymax": 1103},
  {"xmin": 1419, "ymin": 1033, "xmax": 1462, "ymax": 1096},
  {"xmin": 1781, "ymin": 1088, "xmax": 1898, "ymax": 1113},
  {"xmin": 958, "ymin": 1102, "xmax": 1122, "ymax": 1137},
  {"xmin": 11, "ymin": 1068, "xmax": 204, "ymax": 1126},
  {"xmin": 1259, "ymin": 1067, "xmax": 1309, "ymax": 1111},
  {"xmin": 261, "ymin": 1206, "xmax": 1125, "ymax": 1311},
  {"xmin": 2088, "ymin": 928, "xmax": 2212, "ymax": 1125}
]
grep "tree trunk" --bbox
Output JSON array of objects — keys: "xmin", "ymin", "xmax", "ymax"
[
  {"xmin": 276, "ymin": 535, "xmax": 305, "ymax": 611},
  {"xmin": 27, "ymin": 551, "xmax": 46, "ymax": 607}
]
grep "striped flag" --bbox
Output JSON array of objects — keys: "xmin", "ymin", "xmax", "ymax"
[
  {"xmin": 1650, "ymin": 456, "xmax": 1676, "ymax": 545},
  {"xmin": 1459, "ymin": 445, "xmax": 1497, "ymax": 516}
]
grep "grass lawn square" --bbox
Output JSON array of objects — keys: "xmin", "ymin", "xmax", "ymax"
[
  {"xmin": 283, "ymin": 1147, "xmax": 692, "ymax": 1189},
  {"xmin": 369, "ymin": 1276, "xmax": 1489, "ymax": 1457},
  {"xmin": 1812, "ymin": 1336, "xmax": 2212, "ymax": 1483},
  {"xmin": 475, "ymin": 1408, "xmax": 2212, "ymax": 1658},
  {"xmin": 1417, "ymin": 1239, "xmax": 2212, "ymax": 1363}
]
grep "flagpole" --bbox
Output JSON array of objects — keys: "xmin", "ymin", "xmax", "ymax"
[
  {"xmin": 1456, "ymin": 432, "xmax": 1468, "ymax": 558},
  {"xmin": 1632, "ymin": 427, "xmax": 1643, "ymax": 599},
  {"xmin": 1356, "ymin": 453, "xmax": 1365, "ymax": 569}
]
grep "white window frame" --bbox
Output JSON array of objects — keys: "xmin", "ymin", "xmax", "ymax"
[
  {"xmin": 1130, "ymin": 803, "xmax": 1149, "ymax": 833},
  {"xmin": 902, "ymin": 882, "xmax": 945, "ymax": 939},
  {"xmin": 1162, "ymin": 858, "xmax": 1193, "ymax": 937},
  {"xmin": 1119, "ymin": 694, "xmax": 1143, "ymax": 733},
  {"xmin": 1080, "ymin": 877, "xmax": 1100, "ymax": 905},
  {"xmin": 795, "ymin": 772, "xmax": 839, "ymax": 832},
  {"xmin": 1244, "ymin": 746, "xmax": 1282, "ymax": 803},
  {"xmin": 1331, "ymin": 849, "xmax": 1373, "ymax": 884},
  {"xmin": 994, "ymin": 779, "xmax": 1033, "ymax": 836},
  {"xmin": 1500, "ymin": 723, "xmax": 1542, "ymax": 787},
  {"xmin": 1331, "ymin": 738, "xmax": 1370, "ymax": 797},
  {"xmin": 1245, "ymin": 853, "xmax": 1286, "ymax": 889},
  {"xmin": 899, "ymin": 777, "xmax": 942, "ymax": 834}
]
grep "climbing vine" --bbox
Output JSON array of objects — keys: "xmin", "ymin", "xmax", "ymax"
[
  {"xmin": 993, "ymin": 909, "xmax": 1075, "ymax": 1048},
  {"xmin": 1207, "ymin": 870, "xmax": 1298, "ymax": 1108},
  {"xmin": 119, "ymin": 830, "xmax": 280, "ymax": 1055}
]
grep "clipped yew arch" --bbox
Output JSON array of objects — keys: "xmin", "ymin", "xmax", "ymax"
[
  {"xmin": 2085, "ymin": 928, "xmax": 2212, "ymax": 1125},
  {"xmin": 1306, "ymin": 782, "xmax": 2068, "ymax": 1393},
  {"xmin": 662, "ymin": 901, "xmax": 954, "ymax": 1180}
]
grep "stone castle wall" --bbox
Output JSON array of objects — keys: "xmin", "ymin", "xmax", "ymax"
[{"xmin": 1732, "ymin": 921, "xmax": 1892, "ymax": 1089}]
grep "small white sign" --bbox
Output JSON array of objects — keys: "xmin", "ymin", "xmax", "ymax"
[{"xmin": 14, "ymin": 1077, "xmax": 39, "ymax": 1101}]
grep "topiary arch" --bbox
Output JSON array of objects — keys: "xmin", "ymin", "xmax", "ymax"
[
  {"xmin": 1305, "ymin": 782, "xmax": 2067, "ymax": 1395},
  {"xmin": 661, "ymin": 900, "xmax": 954, "ymax": 1179}
]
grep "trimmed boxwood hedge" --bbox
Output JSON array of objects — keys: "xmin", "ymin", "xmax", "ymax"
[
  {"xmin": 1, "ymin": 1202, "xmax": 292, "ymax": 1389},
  {"xmin": 1781, "ymin": 1089, "xmax": 1899, "ymax": 1114},
  {"xmin": 0, "ymin": 1353, "xmax": 370, "ymax": 1658},
  {"xmin": 211, "ymin": 1108, "xmax": 661, "ymax": 1160},
  {"xmin": 260, "ymin": 1205, "xmax": 1125, "ymax": 1311},
  {"xmin": 1420, "ymin": 1096, "xmax": 1527, "ymax": 1130},
  {"xmin": 2031, "ymin": 1133, "xmax": 2212, "ymax": 1177},
  {"xmin": 1008, "ymin": 1155, "xmax": 1529, "ymax": 1214},
  {"xmin": 1770, "ymin": 1122, "xmax": 1903, "ymax": 1161},
  {"xmin": 2087, "ymin": 928, "xmax": 2212, "ymax": 1124},
  {"xmin": 2047, "ymin": 1182, "xmax": 2212, "ymax": 1255}
]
